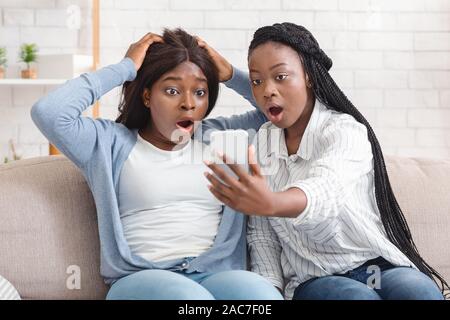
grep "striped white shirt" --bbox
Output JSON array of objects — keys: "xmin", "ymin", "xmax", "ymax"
[
  {"xmin": 0, "ymin": 276, "xmax": 20, "ymax": 300},
  {"xmin": 248, "ymin": 99, "xmax": 415, "ymax": 300}
]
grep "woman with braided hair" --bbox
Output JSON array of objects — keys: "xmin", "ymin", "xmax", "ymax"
[{"xmin": 202, "ymin": 23, "xmax": 447, "ymax": 300}]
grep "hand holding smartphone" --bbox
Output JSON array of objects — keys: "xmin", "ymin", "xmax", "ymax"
[{"xmin": 209, "ymin": 130, "xmax": 249, "ymax": 184}]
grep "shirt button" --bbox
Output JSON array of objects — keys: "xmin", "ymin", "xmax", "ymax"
[{"xmin": 181, "ymin": 262, "xmax": 188, "ymax": 268}]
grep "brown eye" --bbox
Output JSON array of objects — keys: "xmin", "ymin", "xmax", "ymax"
[
  {"xmin": 252, "ymin": 79, "xmax": 262, "ymax": 86},
  {"xmin": 196, "ymin": 89, "xmax": 206, "ymax": 97},
  {"xmin": 276, "ymin": 74, "xmax": 288, "ymax": 81},
  {"xmin": 165, "ymin": 88, "xmax": 179, "ymax": 95}
]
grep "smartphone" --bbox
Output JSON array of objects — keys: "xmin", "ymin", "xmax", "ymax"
[{"xmin": 209, "ymin": 130, "xmax": 249, "ymax": 184}]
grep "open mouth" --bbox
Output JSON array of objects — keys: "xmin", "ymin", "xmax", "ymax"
[
  {"xmin": 176, "ymin": 119, "xmax": 194, "ymax": 132},
  {"xmin": 269, "ymin": 106, "xmax": 283, "ymax": 116},
  {"xmin": 267, "ymin": 106, "xmax": 284, "ymax": 122}
]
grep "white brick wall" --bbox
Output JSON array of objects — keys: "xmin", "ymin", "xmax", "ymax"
[
  {"xmin": 0, "ymin": 0, "xmax": 449, "ymax": 161},
  {"xmin": 3, "ymin": 9, "xmax": 34, "ymax": 26},
  {"xmin": 36, "ymin": 9, "xmax": 72, "ymax": 27}
]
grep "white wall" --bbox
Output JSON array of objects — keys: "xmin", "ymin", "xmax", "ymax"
[{"xmin": 0, "ymin": 0, "xmax": 449, "ymax": 161}]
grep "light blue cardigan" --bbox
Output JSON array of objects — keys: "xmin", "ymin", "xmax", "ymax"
[{"xmin": 30, "ymin": 58, "xmax": 266, "ymax": 285}]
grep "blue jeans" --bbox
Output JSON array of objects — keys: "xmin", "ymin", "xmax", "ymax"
[
  {"xmin": 106, "ymin": 268, "xmax": 283, "ymax": 300},
  {"xmin": 293, "ymin": 257, "xmax": 444, "ymax": 300}
]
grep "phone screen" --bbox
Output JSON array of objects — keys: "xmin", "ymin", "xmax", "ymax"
[{"xmin": 210, "ymin": 130, "xmax": 249, "ymax": 183}]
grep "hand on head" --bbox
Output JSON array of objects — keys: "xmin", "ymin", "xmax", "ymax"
[
  {"xmin": 195, "ymin": 36, "xmax": 233, "ymax": 82},
  {"xmin": 125, "ymin": 32, "xmax": 233, "ymax": 82},
  {"xmin": 125, "ymin": 32, "xmax": 164, "ymax": 71}
]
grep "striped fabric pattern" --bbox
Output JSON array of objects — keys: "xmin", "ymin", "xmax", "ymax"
[
  {"xmin": 248, "ymin": 100, "xmax": 415, "ymax": 300},
  {"xmin": 0, "ymin": 275, "xmax": 20, "ymax": 300}
]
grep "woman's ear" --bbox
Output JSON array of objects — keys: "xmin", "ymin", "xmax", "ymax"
[{"xmin": 142, "ymin": 88, "xmax": 151, "ymax": 108}]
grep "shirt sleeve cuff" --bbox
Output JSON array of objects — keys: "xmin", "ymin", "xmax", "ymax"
[{"xmin": 119, "ymin": 57, "xmax": 137, "ymax": 82}]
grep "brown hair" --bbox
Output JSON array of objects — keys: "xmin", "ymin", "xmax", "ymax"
[{"xmin": 115, "ymin": 28, "xmax": 219, "ymax": 129}]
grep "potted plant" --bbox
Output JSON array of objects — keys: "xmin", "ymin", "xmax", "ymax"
[
  {"xmin": 3, "ymin": 139, "xmax": 22, "ymax": 164},
  {"xmin": 0, "ymin": 47, "xmax": 7, "ymax": 79},
  {"xmin": 19, "ymin": 43, "xmax": 38, "ymax": 79}
]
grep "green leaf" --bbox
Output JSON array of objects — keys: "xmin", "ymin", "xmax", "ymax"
[
  {"xmin": 0, "ymin": 47, "xmax": 7, "ymax": 67},
  {"xmin": 19, "ymin": 43, "xmax": 39, "ymax": 66}
]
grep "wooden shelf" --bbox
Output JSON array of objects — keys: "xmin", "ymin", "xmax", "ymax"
[
  {"xmin": 2, "ymin": 0, "xmax": 100, "ymax": 156},
  {"xmin": 0, "ymin": 79, "xmax": 67, "ymax": 85}
]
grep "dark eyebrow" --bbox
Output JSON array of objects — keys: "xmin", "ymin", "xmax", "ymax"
[
  {"xmin": 162, "ymin": 76, "xmax": 208, "ymax": 83},
  {"xmin": 196, "ymin": 77, "xmax": 207, "ymax": 83},
  {"xmin": 270, "ymin": 63, "xmax": 288, "ymax": 70},
  {"xmin": 250, "ymin": 63, "xmax": 288, "ymax": 73},
  {"xmin": 162, "ymin": 76, "xmax": 182, "ymax": 82}
]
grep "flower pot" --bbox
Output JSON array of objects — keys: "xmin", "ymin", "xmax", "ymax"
[
  {"xmin": 0, "ymin": 67, "xmax": 4, "ymax": 79},
  {"xmin": 21, "ymin": 68, "xmax": 37, "ymax": 79}
]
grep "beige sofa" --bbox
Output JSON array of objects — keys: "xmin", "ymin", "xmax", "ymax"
[{"xmin": 0, "ymin": 155, "xmax": 449, "ymax": 299}]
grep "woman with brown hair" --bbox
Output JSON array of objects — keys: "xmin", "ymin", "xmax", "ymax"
[{"xmin": 31, "ymin": 28, "xmax": 282, "ymax": 300}]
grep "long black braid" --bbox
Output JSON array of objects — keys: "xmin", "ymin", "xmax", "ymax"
[{"xmin": 249, "ymin": 22, "xmax": 449, "ymax": 296}]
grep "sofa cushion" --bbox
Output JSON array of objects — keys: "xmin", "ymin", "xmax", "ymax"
[
  {"xmin": 386, "ymin": 155, "xmax": 450, "ymax": 297},
  {"xmin": 0, "ymin": 154, "xmax": 448, "ymax": 299},
  {"xmin": 0, "ymin": 155, "xmax": 108, "ymax": 299}
]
